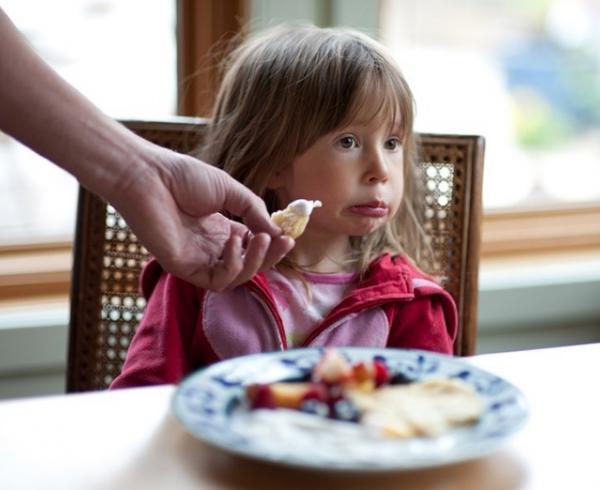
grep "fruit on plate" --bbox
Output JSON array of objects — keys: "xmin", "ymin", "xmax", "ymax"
[
  {"xmin": 244, "ymin": 349, "xmax": 484, "ymax": 438},
  {"xmin": 246, "ymin": 349, "xmax": 390, "ymax": 419}
]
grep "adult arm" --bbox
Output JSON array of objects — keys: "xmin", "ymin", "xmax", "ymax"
[{"xmin": 0, "ymin": 8, "xmax": 293, "ymax": 290}]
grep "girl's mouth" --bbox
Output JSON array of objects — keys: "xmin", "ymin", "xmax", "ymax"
[{"xmin": 348, "ymin": 201, "xmax": 389, "ymax": 218}]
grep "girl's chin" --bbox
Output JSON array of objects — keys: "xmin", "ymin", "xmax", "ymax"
[
  {"xmin": 348, "ymin": 223, "xmax": 385, "ymax": 236},
  {"xmin": 350, "ymin": 217, "xmax": 388, "ymax": 234},
  {"xmin": 303, "ymin": 217, "xmax": 387, "ymax": 239}
]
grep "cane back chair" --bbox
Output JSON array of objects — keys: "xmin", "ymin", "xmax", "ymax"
[{"xmin": 67, "ymin": 117, "xmax": 484, "ymax": 392}]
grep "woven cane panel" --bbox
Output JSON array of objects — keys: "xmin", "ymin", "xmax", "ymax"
[
  {"xmin": 418, "ymin": 143, "xmax": 468, "ymax": 304},
  {"xmin": 94, "ymin": 205, "xmax": 150, "ymax": 388}
]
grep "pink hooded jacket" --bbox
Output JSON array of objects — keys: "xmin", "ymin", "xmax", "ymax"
[{"xmin": 111, "ymin": 253, "xmax": 457, "ymax": 389}]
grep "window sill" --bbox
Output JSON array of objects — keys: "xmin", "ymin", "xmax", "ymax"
[
  {"xmin": 0, "ymin": 241, "xmax": 72, "ymax": 300},
  {"xmin": 482, "ymin": 204, "xmax": 600, "ymax": 259},
  {"xmin": 478, "ymin": 250, "xmax": 600, "ymax": 331},
  {"xmin": 0, "ymin": 295, "xmax": 68, "ymax": 375}
]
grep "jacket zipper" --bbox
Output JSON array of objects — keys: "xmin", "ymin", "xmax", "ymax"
[{"xmin": 246, "ymin": 282, "xmax": 288, "ymax": 350}]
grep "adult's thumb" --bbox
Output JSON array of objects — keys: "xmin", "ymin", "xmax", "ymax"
[{"xmin": 221, "ymin": 176, "xmax": 281, "ymax": 236}]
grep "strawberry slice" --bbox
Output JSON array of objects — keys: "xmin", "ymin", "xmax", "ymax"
[
  {"xmin": 312, "ymin": 349, "xmax": 352, "ymax": 384},
  {"xmin": 300, "ymin": 383, "xmax": 328, "ymax": 403},
  {"xmin": 246, "ymin": 384, "xmax": 276, "ymax": 409},
  {"xmin": 373, "ymin": 360, "xmax": 390, "ymax": 387}
]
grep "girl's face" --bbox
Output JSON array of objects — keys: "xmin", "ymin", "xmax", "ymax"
[{"xmin": 270, "ymin": 108, "xmax": 405, "ymax": 241}]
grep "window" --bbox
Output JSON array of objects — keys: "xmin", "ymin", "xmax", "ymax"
[
  {"xmin": 0, "ymin": 0, "xmax": 177, "ymax": 245},
  {"xmin": 380, "ymin": 0, "xmax": 600, "ymax": 211}
]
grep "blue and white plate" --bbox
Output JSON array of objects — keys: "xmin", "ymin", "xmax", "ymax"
[{"xmin": 172, "ymin": 348, "xmax": 528, "ymax": 471}]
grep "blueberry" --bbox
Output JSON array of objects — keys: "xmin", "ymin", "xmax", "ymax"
[
  {"xmin": 331, "ymin": 399, "xmax": 361, "ymax": 422},
  {"xmin": 389, "ymin": 372, "xmax": 414, "ymax": 385},
  {"xmin": 300, "ymin": 399, "xmax": 330, "ymax": 417}
]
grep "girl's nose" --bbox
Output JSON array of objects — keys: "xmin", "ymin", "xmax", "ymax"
[{"xmin": 364, "ymin": 149, "xmax": 389, "ymax": 184}]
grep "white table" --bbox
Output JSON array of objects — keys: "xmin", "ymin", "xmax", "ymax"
[{"xmin": 1, "ymin": 343, "xmax": 599, "ymax": 489}]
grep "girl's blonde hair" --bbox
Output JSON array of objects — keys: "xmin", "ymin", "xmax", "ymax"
[{"xmin": 200, "ymin": 24, "xmax": 427, "ymax": 275}]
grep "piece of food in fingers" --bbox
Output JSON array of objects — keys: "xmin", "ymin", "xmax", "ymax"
[{"xmin": 271, "ymin": 199, "xmax": 322, "ymax": 238}]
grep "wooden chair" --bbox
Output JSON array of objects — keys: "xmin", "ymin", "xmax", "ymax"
[{"xmin": 67, "ymin": 118, "xmax": 484, "ymax": 393}]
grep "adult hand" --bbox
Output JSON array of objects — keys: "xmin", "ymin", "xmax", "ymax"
[{"xmin": 108, "ymin": 144, "xmax": 294, "ymax": 291}]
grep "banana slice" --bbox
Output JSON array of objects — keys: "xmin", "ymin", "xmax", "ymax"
[{"xmin": 271, "ymin": 199, "xmax": 322, "ymax": 238}]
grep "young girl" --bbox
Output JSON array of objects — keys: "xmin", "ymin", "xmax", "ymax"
[{"xmin": 111, "ymin": 25, "xmax": 457, "ymax": 389}]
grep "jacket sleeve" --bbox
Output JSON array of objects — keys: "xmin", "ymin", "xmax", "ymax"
[
  {"xmin": 386, "ymin": 289, "xmax": 457, "ymax": 355},
  {"xmin": 110, "ymin": 261, "xmax": 200, "ymax": 389}
]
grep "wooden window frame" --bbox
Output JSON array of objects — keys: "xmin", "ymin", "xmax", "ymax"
[
  {"xmin": 0, "ymin": 240, "xmax": 72, "ymax": 302},
  {"xmin": 1, "ymin": 1, "xmax": 599, "ymax": 303},
  {"xmin": 482, "ymin": 204, "xmax": 600, "ymax": 259},
  {"xmin": 177, "ymin": 0, "xmax": 249, "ymax": 117}
]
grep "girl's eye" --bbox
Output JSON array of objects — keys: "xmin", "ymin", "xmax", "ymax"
[
  {"xmin": 384, "ymin": 138, "xmax": 402, "ymax": 151},
  {"xmin": 337, "ymin": 136, "xmax": 357, "ymax": 149}
]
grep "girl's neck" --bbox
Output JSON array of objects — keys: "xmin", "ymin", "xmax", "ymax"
[{"xmin": 289, "ymin": 234, "xmax": 355, "ymax": 274}]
